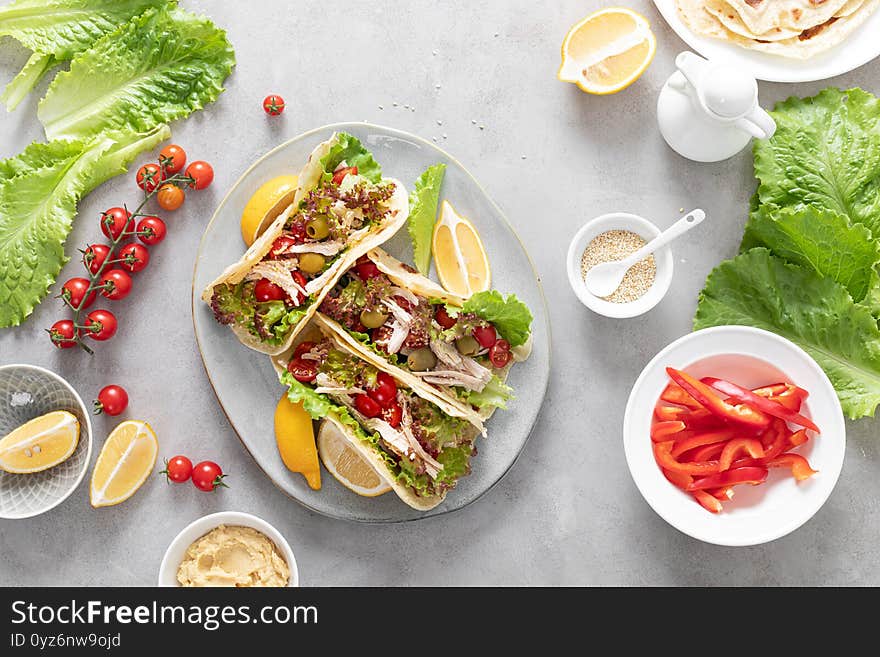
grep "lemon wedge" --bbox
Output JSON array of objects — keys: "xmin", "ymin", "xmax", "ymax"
[
  {"xmin": 558, "ymin": 7, "xmax": 656, "ymax": 95},
  {"xmin": 0, "ymin": 410, "xmax": 79, "ymax": 474},
  {"xmin": 316, "ymin": 420, "xmax": 390, "ymax": 497},
  {"xmin": 240, "ymin": 175, "xmax": 298, "ymax": 246},
  {"xmin": 431, "ymin": 200, "xmax": 490, "ymax": 298},
  {"xmin": 274, "ymin": 394, "xmax": 321, "ymax": 490},
  {"xmin": 89, "ymin": 420, "xmax": 157, "ymax": 508}
]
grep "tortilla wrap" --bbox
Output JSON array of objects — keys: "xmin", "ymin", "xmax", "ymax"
[{"xmin": 200, "ymin": 133, "xmax": 409, "ymax": 356}]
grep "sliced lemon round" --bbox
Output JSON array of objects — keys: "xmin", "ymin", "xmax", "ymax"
[
  {"xmin": 432, "ymin": 200, "xmax": 490, "ymax": 298},
  {"xmin": 316, "ymin": 420, "xmax": 390, "ymax": 497},
  {"xmin": 240, "ymin": 174, "xmax": 298, "ymax": 246},
  {"xmin": 275, "ymin": 393, "xmax": 321, "ymax": 490},
  {"xmin": 0, "ymin": 410, "xmax": 79, "ymax": 474},
  {"xmin": 89, "ymin": 420, "xmax": 157, "ymax": 508},
  {"xmin": 558, "ymin": 7, "xmax": 656, "ymax": 95}
]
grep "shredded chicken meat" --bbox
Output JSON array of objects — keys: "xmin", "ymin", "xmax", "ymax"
[{"xmin": 246, "ymin": 261, "xmax": 306, "ymax": 303}]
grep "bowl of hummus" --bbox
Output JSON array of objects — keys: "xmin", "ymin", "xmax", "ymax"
[{"xmin": 158, "ymin": 511, "xmax": 298, "ymax": 587}]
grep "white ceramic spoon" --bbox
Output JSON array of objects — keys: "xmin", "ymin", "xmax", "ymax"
[{"xmin": 585, "ymin": 209, "xmax": 706, "ymax": 298}]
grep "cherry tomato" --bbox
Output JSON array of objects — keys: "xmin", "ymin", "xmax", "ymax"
[
  {"xmin": 269, "ymin": 235, "xmax": 297, "ymax": 259},
  {"xmin": 159, "ymin": 144, "xmax": 186, "ymax": 174},
  {"xmin": 61, "ymin": 277, "xmax": 96, "ymax": 310},
  {"xmin": 291, "ymin": 270, "xmax": 308, "ymax": 303},
  {"xmin": 489, "ymin": 339, "xmax": 511, "ymax": 368},
  {"xmin": 473, "ymin": 324, "xmax": 497, "ymax": 350},
  {"xmin": 383, "ymin": 402, "xmax": 402, "ymax": 428},
  {"xmin": 94, "ymin": 384, "xmax": 128, "ymax": 416},
  {"xmin": 118, "ymin": 242, "xmax": 150, "ymax": 274},
  {"xmin": 254, "ymin": 278, "xmax": 287, "ymax": 302},
  {"xmin": 157, "ymin": 183, "xmax": 185, "ymax": 211},
  {"xmin": 355, "ymin": 394, "xmax": 382, "ymax": 418},
  {"xmin": 100, "ymin": 207, "xmax": 133, "ymax": 240},
  {"xmin": 286, "ymin": 357, "xmax": 317, "ymax": 383},
  {"xmin": 293, "ymin": 341, "xmax": 317, "ymax": 359},
  {"xmin": 136, "ymin": 163, "xmax": 164, "ymax": 193},
  {"xmin": 434, "ymin": 305, "xmax": 457, "ymax": 329},
  {"xmin": 263, "ymin": 94, "xmax": 285, "ymax": 116},
  {"xmin": 161, "ymin": 455, "xmax": 193, "ymax": 483},
  {"xmin": 332, "ymin": 166, "xmax": 358, "ymax": 185},
  {"xmin": 355, "ymin": 260, "xmax": 381, "ymax": 280},
  {"xmin": 369, "ymin": 372, "xmax": 397, "ymax": 408},
  {"xmin": 191, "ymin": 461, "xmax": 227, "ymax": 492},
  {"xmin": 83, "ymin": 243, "xmax": 111, "ymax": 275},
  {"xmin": 185, "ymin": 161, "xmax": 214, "ymax": 190},
  {"xmin": 84, "ymin": 309, "xmax": 117, "ymax": 341},
  {"xmin": 48, "ymin": 319, "xmax": 78, "ymax": 349},
  {"xmin": 137, "ymin": 216, "xmax": 166, "ymax": 246},
  {"xmin": 99, "ymin": 269, "xmax": 132, "ymax": 301}
]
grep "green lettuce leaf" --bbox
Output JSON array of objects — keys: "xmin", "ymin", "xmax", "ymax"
[
  {"xmin": 462, "ymin": 290, "xmax": 532, "ymax": 347},
  {"xmin": 694, "ymin": 248, "xmax": 880, "ymax": 420},
  {"xmin": 318, "ymin": 132, "xmax": 382, "ymax": 184},
  {"xmin": 38, "ymin": 6, "xmax": 235, "ymax": 140},
  {"xmin": 457, "ymin": 374, "xmax": 513, "ymax": 411},
  {"xmin": 741, "ymin": 204, "xmax": 880, "ymax": 306},
  {"xmin": 0, "ymin": 0, "xmax": 169, "ymax": 110},
  {"xmin": 434, "ymin": 445, "xmax": 473, "ymax": 486},
  {"xmin": 754, "ymin": 88, "xmax": 880, "ymax": 235},
  {"xmin": 407, "ymin": 163, "xmax": 445, "ymax": 274}
]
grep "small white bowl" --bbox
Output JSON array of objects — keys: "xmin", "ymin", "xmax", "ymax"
[
  {"xmin": 624, "ymin": 326, "xmax": 845, "ymax": 546},
  {"xmin": 158, "ymin": 511, "xmax": 299, "ymax": 587},
  {"xmin": 566, "ymin": 212, "xmax": 673, "ymax": 318}
]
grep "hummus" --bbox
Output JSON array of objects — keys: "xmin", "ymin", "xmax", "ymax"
[{"xmin": 176, "ymin": 525, "xmax": 290, "ymax": 587}]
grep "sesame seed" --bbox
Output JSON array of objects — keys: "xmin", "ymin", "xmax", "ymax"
[
  {"xmin": 471, "ymin": 119, "xmax": 477, "ymax": 124},
  {"xmin": 378, "ymin": 105, "xmax": 384, "ymax": 110},
  {"xmin": 437, "ymin": 120, "xmax": 443, "ymax": 125},
  {"xmin": 442, "ymin": 133, "xmax": 447, "ymax": 139},
  {"xmin": 580, "ymin": 230, "xmax": 656, "ymax": 303}
]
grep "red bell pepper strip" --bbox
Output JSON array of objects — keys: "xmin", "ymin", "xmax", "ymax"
[
  {"xmin": 710, "ymin": 487, "xmax": 734, "ymax": 501},
  {"xmin": 719, "ymin": 438, "xmax": 765, "ymax": 471},
  {"xmin": 788, "ymin": 429, "xmax": 808, "ymax": 447},
  {"xmin": 765, "ymin": 454, "xmax": 818, "ymax": 481},
  {"xmin": 654, "ymin": 404, "xmax": 718, "ymax": 428},
  {"xmin": 653, "ymin": 442, "xmax": 721, "ymax": 475},
  {"xmin": 662, "ymin": 468, "xmax": 693, "ymax": 490},
  {"xmin": 671, "ymin": 429, "xmax": 737, "ymax": 458},
  {"xmin": 685, "ymin": 442, "xmax": 726, "ymax": 463},
  {"xmin": 702, "ymin": 377, "xmax": 819, "ymax": 432},
  {"xmin": 660, "ymin": 383, "xmax": 704, "ymax": 410},
  {"xmin": 687, "ymin": 466, "xmax": 769, "ymax": 491},
  {"xmin": 692, "ymin": 490, "xmax": 723, "ymax": 513},
  {"xmin": 753, "ymin": 382, "xmax": 808, "ymax": 399},
  {"xmin": 651, "ymin": 420, "xmax": 687, "ymax": 441},
  {"xmin": 666, "ymin": 368, "xmax": 771, "ymax": 430},
  {"xmin": 759, "ymin": 420, "xmax": 790, "ymax": 461}
]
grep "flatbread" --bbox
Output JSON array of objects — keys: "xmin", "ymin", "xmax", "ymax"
[{"xmin": 720, "ymin": 0, "xmax": 851, "ymax": 35}]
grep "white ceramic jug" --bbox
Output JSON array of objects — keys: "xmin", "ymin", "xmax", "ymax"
[{"xmin": 657, "ymin": 51, "xmax": 776, "ymax": 162}]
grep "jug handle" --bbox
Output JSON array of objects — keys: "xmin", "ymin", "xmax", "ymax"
[
  {"xmin": 736, "ymin": 107, "xmax": 776, "ymax": 140},
  {"xmin": 674, "ymin": 51, "xmax": 708, "ymax": 91}
]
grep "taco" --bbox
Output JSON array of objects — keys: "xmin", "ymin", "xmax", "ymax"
[
  {"xmin": 201, "ymin": 132, "xmax": 409, "ymax": 355},
  {"xmin": 315, "ymin": 248, "xmax": 533, "ymax": 421},
  {"xmin": 271, "ymin": 318, "xmax": 483, "ymax": 511}
]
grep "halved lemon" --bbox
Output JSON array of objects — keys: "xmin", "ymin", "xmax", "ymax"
[
  {"xmin": 558, "ymin": 7, "xmax": 656, "ymax": 95},
  {"xmin": 89, "ymin": 420, "xmax": 157, "ymax": 508},
  {"xmin": 316, "ymin": 420, "xmax": 390, "ymax": 497},
  {"xmin": 431, "ymin": 200, "xmax": 490, "ymax": 298},
  {"xmin": 0, "ymin": 410, "xmax": 79, "ymax": 474},
  {"xmin": 240, "ymin": 174, "xmax": 298, "ymax": 246},
  {"xmin": 274, "ymin": 393, "xmax": 321, "ymax": 490}
]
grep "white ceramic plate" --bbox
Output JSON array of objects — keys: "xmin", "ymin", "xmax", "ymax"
[
  {"xmin": 192, "ymin": 123, "xmax": 550, "ymax": 522},
  {"xmin": 653, "ymin": 0, "xmax": 880, "ymax": 82},
  {"xmin": 624, "ymin": 326, "xmax": 845, "ymax": 546}
]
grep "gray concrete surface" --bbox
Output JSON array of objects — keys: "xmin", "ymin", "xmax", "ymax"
[{"xmin": 1, "ymin": 0, "xmax": 879, "ymax": 586}]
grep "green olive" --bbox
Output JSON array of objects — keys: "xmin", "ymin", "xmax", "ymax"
[
  {"xmin": 306, "ymin": 216, "xmax": 330, "ymax": 240},
  {"xmin": 455, "ymin": 335, "xmax": 480, "ymax": 356},
  {"xmin": 298, "ymin": 252, "xmax": 326, "ymax": 274},
  {"xmin": 359, "ymin": 308, "xmax": 389, "ymax": 329},
  {"xmin": 407, "ymin": 347, "xmax": 437, "ymax": 372}
]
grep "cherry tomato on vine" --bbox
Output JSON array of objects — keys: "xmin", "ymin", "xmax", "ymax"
[
  {"xmin": 254, "ymin": 278, "xmax": 287, "ymax": 302},
  {"xmin": 185, "ymin": 161, "xmax": 214, "ymax": 190},
  {"xmin": 263, "ymin": 94, "xmax": 285, "ymax": 116},
  {"xmin": 156, "ymin": 184, "xmax": 185, "ymax": 211},
  {"xmin": 137, "ymin": 216, "xmax": 166, "ymax": 246},
  {"xmin": 100, "ymin": 207, "xmax": 133, "ymax": 241},
  {"xmin": 118, "ymin": 243, "xmax": 149, "ymax": 274},
  {"xmin": 61, "ymin": 277, "xmax": 96, "ymax": 310},
  {"xmin": 83, "ymin": 244, "xmax": 111, "ymax": 275},
  {"xmin": 161, "ymin": 455, "xmax": 193, "ymax": 483},
  {"xmin": 158, "ymin": 144, "xmax": 186, "ymax": 174},
  {"xmin": 136, "ymin": 163, "xmax": 164, "ymax": 193},
  {"xmin": 99, "ymin": 269, "xmax": 133, "ymax": 301},
  {"xmin": 84, "ymin": 309, "xmax": 117, "ymax": 341},
  {"xmin": 93, "ymin": 384, "xmax": 128, "ymax": 416},
  {"xmin": 191, "ymin": 461, "xmax": 227, "ymax": 492},
  {"xmin": 48, "ymin": 319, "xmax": 78, "ymax": 349}
]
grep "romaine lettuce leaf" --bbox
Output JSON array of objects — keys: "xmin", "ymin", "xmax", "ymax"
[
  {"xmin": 318, "ymin": 132, "xmax": 382, "ymax": 184},
  {"xmin": 694, "ymin": 248, "xmax": 880, "ymax": 420},
  {"xmin": 38, "ymin": 6, "xmax": 235, "ymax": 140},
  {"xmin": 407, "ymin": 164, "xmax": 445, "ymax": 274},
  {"xmin": 458, "ymin": 374, "xmax": 513, "ymax": 410},
  {"xmin": 462, "ymin": 290, "xmax": 532, "ymax": 347}
]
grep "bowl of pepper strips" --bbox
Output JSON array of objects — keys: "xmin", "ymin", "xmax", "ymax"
[{"xmin": 624, "ymin": 326, "xmax": 845, "ymax": 546}]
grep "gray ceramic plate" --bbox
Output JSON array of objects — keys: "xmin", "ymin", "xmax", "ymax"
[{"xmin": 191, "ymin": 123, "xmax": 550, "ymax": 522}]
